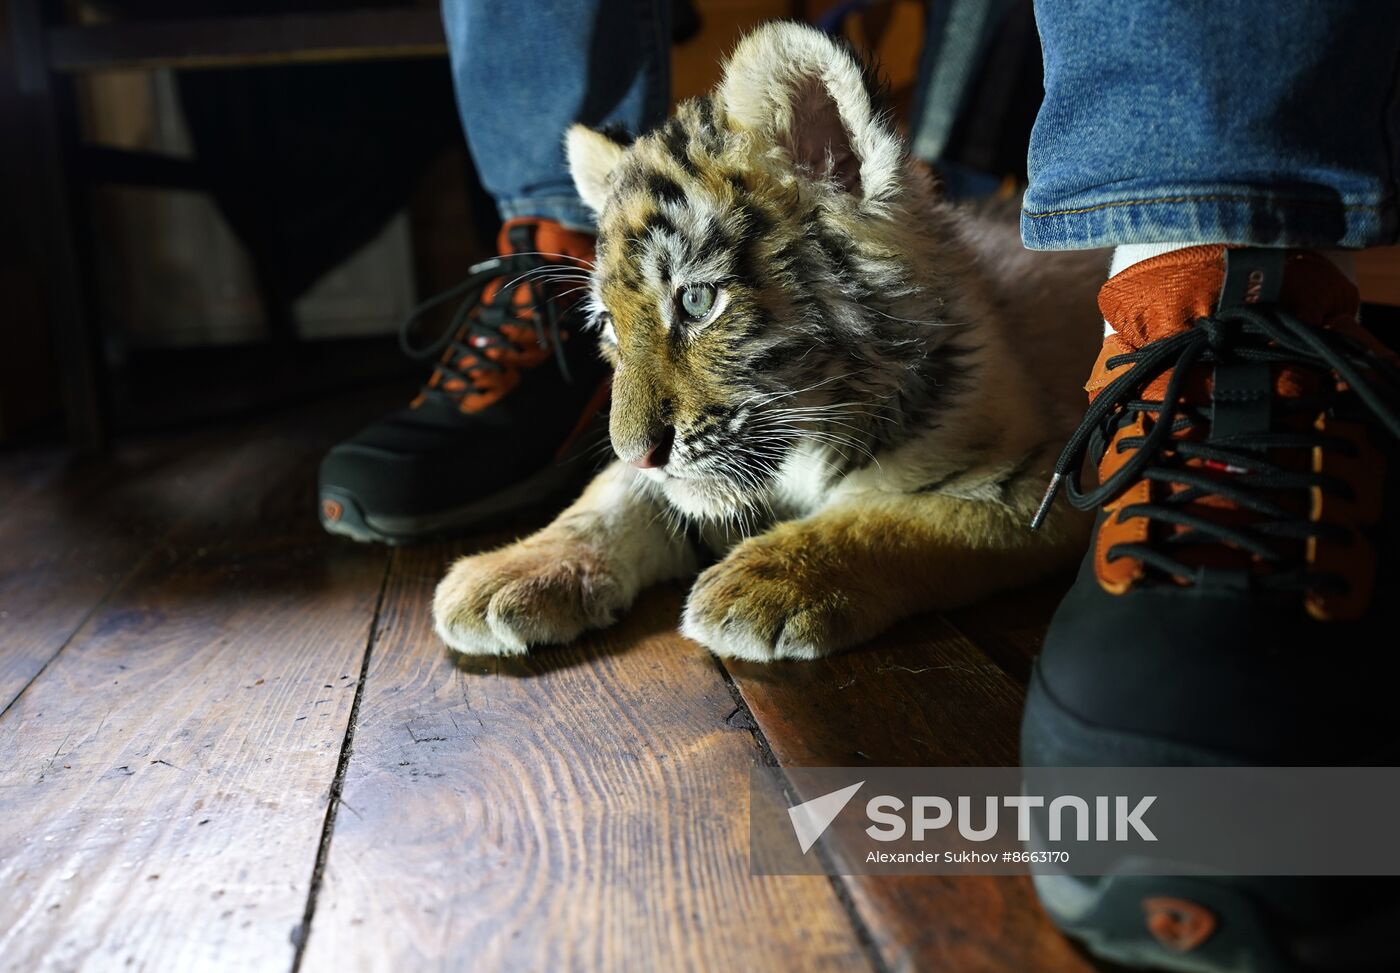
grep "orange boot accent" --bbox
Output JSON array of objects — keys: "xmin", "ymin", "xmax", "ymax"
[
  {"xmin": 417, "ymin": 219, "xmax": 597, "ymax": 413},
  {"xmin": 1073, "ymin": 246, "xmax": 1395, "ymax": 615}
]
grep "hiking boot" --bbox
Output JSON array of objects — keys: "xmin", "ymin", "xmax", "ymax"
[
  {"xmin": 318, "ymin": 218, "xmax": 610, "ymax": 544},
  {"xmin": 1022, "ymin": 246, "xmax": 1400, "ymax": 972}
]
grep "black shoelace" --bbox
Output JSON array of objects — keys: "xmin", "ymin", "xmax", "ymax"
[
  {"xmin": 1030, "ymin": 305, "xmax": 1400, "ymax": 591},
  {"xmin": 399, "ymin": 253, "xmax": 572, "ymax": 401}
]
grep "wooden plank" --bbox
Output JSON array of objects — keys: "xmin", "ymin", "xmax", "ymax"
[
  {"xmin": 0, "ymin": 443, "xmax": 66, "ymax": 513},
  {"xmin": 47, "ymin": 9, "xmax": 447, "ymax": 74},
  {"xmin": 0, "ymin": 416, "xmax": 389, "ymax": 970},
  {"xmin": 298, "ymin": 553, "xmax": 873, "ymax": 973},
  {"xmin": 723, "ymin": 612, "xmax": 1102, "ymax": 973},
  {"xmin": 722, "ymin": 615, "xmax": 1024, "ymax": 767},
  {"xmin": 0, "ymin": 381, "xmax": 405, "ymax": 714},
  {"xmin": 0, "ymin": 433, "xmax": 257, "ymax": 714},
  {"xmin": 944, "ymin": 576, "xmax": 1070, "ymax": 686}
]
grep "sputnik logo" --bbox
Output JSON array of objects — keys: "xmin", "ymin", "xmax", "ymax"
[{"xmin": 788, "ymin": 781, "xmax": 864, "ymax": 853}]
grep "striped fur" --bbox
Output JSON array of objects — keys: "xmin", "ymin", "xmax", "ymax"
[{"xmin": 434, "ymin": 23, "xmax": 1104, "ymax": 661}]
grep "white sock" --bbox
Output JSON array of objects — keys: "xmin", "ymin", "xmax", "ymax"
[
  {"xmin": 1103, "ymin": 244, "xmax": 1358, "ymax": 336},
  {"xmin": 1107, "ymin": 242, "xmax": 1199, "ymax": 279}
]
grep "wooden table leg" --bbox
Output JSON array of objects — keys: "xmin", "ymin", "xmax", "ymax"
[{"xmin": 9, "ymin": 0, "xmax": 108, "ymax": 452}]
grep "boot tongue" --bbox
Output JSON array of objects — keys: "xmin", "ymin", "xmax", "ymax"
[
  {"xmin": 497, "ymin": 218, "xmax": 596, "ymax": 263},
  {"xmin": 1098, "ymin": 245, "xmax": 1229, "ymax": 349},
  {"xmin": 1089, "ymin": 246, "xmax": 1362, "ymax": 404},
  {"xmin": 1098, "ymin": 244, "xmax": 1362, "ymax": 350},
  {"xmin": 485, "ymin": 218, "xmax": 597, "ymax": 315}
]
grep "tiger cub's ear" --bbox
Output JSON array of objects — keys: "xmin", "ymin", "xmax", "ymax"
[
  {"xmin": 566, "ymin": 125, "xmax": 627, "ymax": 214},
  {"xmin": 716, "ymin": 22, "xmax": 901, "ymax": 204}
]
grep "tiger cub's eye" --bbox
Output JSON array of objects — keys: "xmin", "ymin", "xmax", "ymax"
[{"xmin": 679, "ymin": 283, "xmax": 717, "ymax": 323}]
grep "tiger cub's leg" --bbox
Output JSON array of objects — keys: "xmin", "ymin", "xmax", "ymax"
[
  {"xmin": 434, "ymin": 462, "xmax": 697, "ymax": 656},
  {"xmin": 681, "ymin": 487, "xmax": 1089, "ymax": 661}
]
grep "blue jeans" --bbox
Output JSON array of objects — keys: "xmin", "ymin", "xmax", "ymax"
[
  {"xmin": 1022, "ymin": 0, "xmax": 1400, "ymax": 250},
  {"xmin": 440, "ymin": 0, "xmax": 670, "ymax": 232},
  {"xmin": 446, "ymin": 1, "xmax": 1400, "ymax": 249}
]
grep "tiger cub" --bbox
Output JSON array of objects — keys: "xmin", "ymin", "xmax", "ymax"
[{"xmin": 432, "ymin": 22, "xmax": 1102, "ymax": 662}]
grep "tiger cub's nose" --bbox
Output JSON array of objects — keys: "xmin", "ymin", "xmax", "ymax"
[{"xmin": 630, "ymin": 426, "xmax": 675, "ymax": 469}]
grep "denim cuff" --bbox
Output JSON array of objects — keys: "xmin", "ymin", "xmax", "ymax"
[
  {"xmin": 1020, "ymin": 185, "xmax": 1398, "ymax": 252},
  {"xmin": 496, "ymin": 195, "xmax": 598, "ymax": 234}
]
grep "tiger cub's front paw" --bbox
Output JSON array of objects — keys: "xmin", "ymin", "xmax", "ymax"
[
  {"xmin": 432, "ymin": 536, "xmax": 627, "ymax": 657},
  {"xmin": 680, "ymin": 538, "xmax": 865, "ymax": 662}
]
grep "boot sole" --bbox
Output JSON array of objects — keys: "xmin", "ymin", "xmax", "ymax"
[
  {"xmin": 1022, "ymin": 666, "xmax": 1400, "ymax": 973},
  {"xmin": 319, "ymin": 438, "xmax": 603, "ymax": 546}
]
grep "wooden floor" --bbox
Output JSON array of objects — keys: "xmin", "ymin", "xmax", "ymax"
[{"xmin": 0, "ymin": 386, "xmax": 1110, "ymax": 973}]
